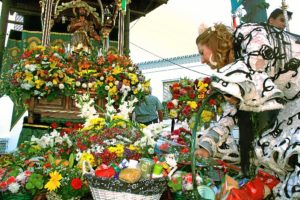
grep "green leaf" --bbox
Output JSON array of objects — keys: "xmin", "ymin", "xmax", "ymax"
[
  {"xmin": 48, "ymin": 154, "xmax": 55, "ymax": 165},
  {"xmin": 35, "ymin": 182, "xmax": 44, "ymax": 189},
  {"xmin": 25, "ymin": 182, "xmax": 34, "ymax": 189},
  {"xmin": 69, "ymin": 153, "xmax": 75, "ymax": 168}
]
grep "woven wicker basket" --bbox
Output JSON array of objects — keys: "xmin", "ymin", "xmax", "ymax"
[{"xmin": 83, "ymin": 161, "xmax": 167, "ymax": 200}]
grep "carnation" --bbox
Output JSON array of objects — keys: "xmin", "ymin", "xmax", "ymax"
[{"xmin": 8, "ymin": 182, "xmax": 20, "ymax": 193}]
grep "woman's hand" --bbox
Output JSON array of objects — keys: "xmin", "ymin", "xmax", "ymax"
[{"xmin": 195, "ymin": 148, "xmax": 210, "ymax": 158}]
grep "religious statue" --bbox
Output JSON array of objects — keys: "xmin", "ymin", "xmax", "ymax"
[{"xmin": 67, "ymin": 7, "xmax": 101, "ymax": 53}]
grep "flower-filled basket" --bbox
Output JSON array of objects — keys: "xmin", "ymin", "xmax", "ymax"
[
  {"xmin": 83, "ymin": 161, "xmax": 167, "ymax": 200},
  {"xmin": 73, "ymin": 94, "xmax": 169, "ymax": 200}
]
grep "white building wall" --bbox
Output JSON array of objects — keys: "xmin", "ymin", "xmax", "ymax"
[{"xmin": 138, "ymin": 57, "xmax": 213, "ymax": 102}]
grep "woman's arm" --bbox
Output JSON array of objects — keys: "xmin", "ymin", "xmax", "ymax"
[{"xmin": 198, "ymin": 102, "xmax": 238, "ymax": 157}]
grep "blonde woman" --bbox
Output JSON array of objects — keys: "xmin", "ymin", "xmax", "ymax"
[{"xmin": 195, "ymin": 22, "xmax": 300, "ymax": 199}]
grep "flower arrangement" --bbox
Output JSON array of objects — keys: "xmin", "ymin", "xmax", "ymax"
[
  {"xmin": 1, "ymin": 45, "xmax": 149, "ymax": 109},
  {"xmin": 155, "ymin": 127, "xmax": 191, "ymax": 154},
  {"xmin": 74, "ymin": 93, "xmax": 163, "ymax": 170},
  {"xmin": 5, "ymin": 46, "xmax": 72, "ymax": 101},
  {"xmin": 166, "ymin": 77, "xmax": 224, "ymax": 127},
  {"xmin": 0, "ymin": 92, "xmax": 168, "ymax": 199},
  {"xmin": 0, "ymin": 121, "xmax": 90, "ymax": 199}
]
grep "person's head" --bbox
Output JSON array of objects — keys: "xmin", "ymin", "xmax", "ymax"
[
  {"xmin": 268, "ymin": 8, "xmax": 292, "ymax": 30},
  {"xmin": 78, "ymin": 7, "xmax": 88, "ymax": 17},
  {"xmin": 196, "ymin": 23, "xmax": 235, "ymax": 69}
]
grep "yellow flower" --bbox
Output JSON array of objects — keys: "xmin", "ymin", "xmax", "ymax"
[
  {"xmin": 44, "ymin": 171, "xmax": 62, "ymax": 191},
  {"xmin": 201, "ymin": 110, "xmax": 214, "ymax": 122},
  {"xmin": 133, "ymin": 88, "xmax": 139, "ymax": 94},
  {"xmin": 128, "ymin": 73, "xmax": 138, "ymax": 84},
  {"xmin": 169, "ymin": 109, "xmax": 178, "ymax": 118},
  {"xmin": 82, "ymin": 117, "xmax": 105, "ymax": 131},
  {"xmin": 111, "ymin": 115, "xmax": 126, "ymax": 127},
  {"xmin": 78, "ymin": 152, "xmax": 95, "ymax": 167},
  {"xmin": 128, "ymin": 144, "xmax": 140, "ymax": 152},
  {"xmin": 35, "ymin": 79, "xmax": 45, "ymax": 89},
  {"xmin": 50, "ymin": 62, "xmax": 57, "ymax": 68},
  {"xmin": 24, "ymin": 72, "xmax": 33, "ymax": 82},
  {"xmin": 108, "ymin": 144, "xmax": 124, "ymax": 157},
  {"xmin": 112, "ymin": 65, "xmax": 122, "ymax": 75},
  {"xmin": 36, "ymin": 45, "xmax": 46, "ymax": 51},
  {"xmin": 52, "ymin": 79, "xmax": 58, "ymax": 85},
  {"xmin": 108, "ymin": 86, "xmax": 117, "ymax": 96},
  {"xmin": 63, "ymin": 76, "xmax": 74, "ymax": 85},
  {"xmin": 187, "ymin": 101, "xmax": 198, "ymax": 110}
]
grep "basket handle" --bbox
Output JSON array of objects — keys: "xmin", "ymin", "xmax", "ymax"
[{"xmin": 82, "ymin": 160, "xmax": 95, "ymax": 175}]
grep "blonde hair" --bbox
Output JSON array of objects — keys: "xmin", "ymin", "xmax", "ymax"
[{"xmin": 196, "ymin": 23, "xmax": 235, "ymax": 68}]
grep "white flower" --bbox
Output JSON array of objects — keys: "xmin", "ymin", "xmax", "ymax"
[
  {"xmin": 88, "ymin": 82, "xmax": 93, "ymax": 88},
  {"xmin": 24, "ymin": 64, "xmax": 37, "ymax": 72},
  {"xmin": 16, "ymin": 172, "xmax": 26, "ymax": 182},
  {"xmin": 59, "ymin": 83, "xmax": 65, "ymax": 89},
  {"xmin": 82, "ymin": 83, "xmax": 87, "ymax": 88},
  {"xmin": 75, "ymin": 81, "xmax": 81, "ymax": 87},
  {"xmin": 172, "ymin": 99, "xmax": 179, "ymax": 107},
  {"xmin": 105, "ymin": 85, "xmax": 110, "ymax": 90},
  {"xmin": 100, "ymin": 76, "xmax": 104, "ymax": 81},
  {"xmin": 21, "ymin": 83, "xmax": 33, "ymax": 90},
  {"xmin": 8, "ymin": 182, "xmax": 20, "ymax": 193},
  {"xmin": 46, "ymin": 81, "xmax": 53, "ymax": 87},
  {"xmin": 55, "ymin": 136, "xmax": 63, "ymax": 144}
]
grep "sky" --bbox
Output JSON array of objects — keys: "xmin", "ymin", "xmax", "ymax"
[{"xmin": 129, "ymin": 0, "xmax": 300, "ymax": 63}]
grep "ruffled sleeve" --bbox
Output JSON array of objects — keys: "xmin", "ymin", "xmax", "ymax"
[{"xmin": 211, "ymin": 23, "xmax": 284, "ymax": 112}]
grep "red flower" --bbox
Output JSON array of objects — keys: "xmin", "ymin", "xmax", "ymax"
[
  {"xmin": 0, "ymin": 181, "xmax": 7, "ymax": 189},
  {"xmin": 180, "ymin": 147, "xmax": 190, "ymax": 153},
  {"xmin": 166, "ymin": 102, "xmax": 175, "ymax": 109},
  {"xmin": 71, "ymin": 178, "xmax": 82, "ymax": 190},
  {"xmin": 173, "ymin": 94, "xmax": 181, "ymax": 99},
  {"xmin": 172, "ymin": 129, "xmax": 180, "ymax": 136},
  {"xmin": 188, "ymin": 92, "xmax": 195, "ymax": 99},
  {"xmin": 203, "ymin": 77, "xmax": 211, "ymax": 84},
  {"xmin": 6, "ymin": 176, "xmax": 16, "ymax": 184},
  {"xmin": 65, "ymin": 121, "xmax": 72, "ymax": 127},
  {"xmin": 107, "ymin": 53, "xmax": 117, "ymax": 64},
  {"xmin": 209, "ymin": 98, "xmax": 216, "ymax": 105},
  {"xmin": 182, "ymin": 105, "xmax": 192, "ymax": 117},
  {"xmin": 159, "ymin": 143, "xmax": 170, "ymax": 151},
  {"xmin": 51, "ymin": 122, "xmax": 58, "ymax": 129}
]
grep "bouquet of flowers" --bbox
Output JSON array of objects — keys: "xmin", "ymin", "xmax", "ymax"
[
  {"xmin": 91, "ymin": 52, "xmax": 150, "ymax": 106},
  {"xmin": 166, "ymin": 77, "xmax": 224, "ymax": 127},
  {"xmin": 0, "ymin": 46, "xmax": 149, "ymax": 109},
  {"xmin": 74, "ymin": 92, "xmax": 163, "ymax": 169},
  {"xmin": 0, "ymin": 121, "xmax": 90, "ymax": 200},
  {"xmin": 7, "ymin": 46, "xmax": 73, "ymax": 101}
]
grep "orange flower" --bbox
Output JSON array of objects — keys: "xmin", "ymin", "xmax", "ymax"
[
  {"xmin": 123, "ymin": 79, "xmax": 130, "ymax": 86},
  {"xmin": 105, "ymin": 75, "xmax": 115, "ymax": 83}
]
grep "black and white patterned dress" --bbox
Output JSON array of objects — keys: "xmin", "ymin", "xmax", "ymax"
[{"xmin": 198, "ymin": 23, "xmax": 300, "ymax": 199}]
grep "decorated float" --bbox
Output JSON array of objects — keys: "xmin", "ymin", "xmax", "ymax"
[{"xmin": 0, "ymin": 0, "xmax": 291, "ymax": 200}]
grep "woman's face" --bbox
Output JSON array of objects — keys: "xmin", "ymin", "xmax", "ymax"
[
  {"xmin": 197, "ymin": 43, "xmax": 216, "ymax": 69},
  {"xmin": 269, "ymin": 14, "xmax": 286, "ymax": 30}
]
